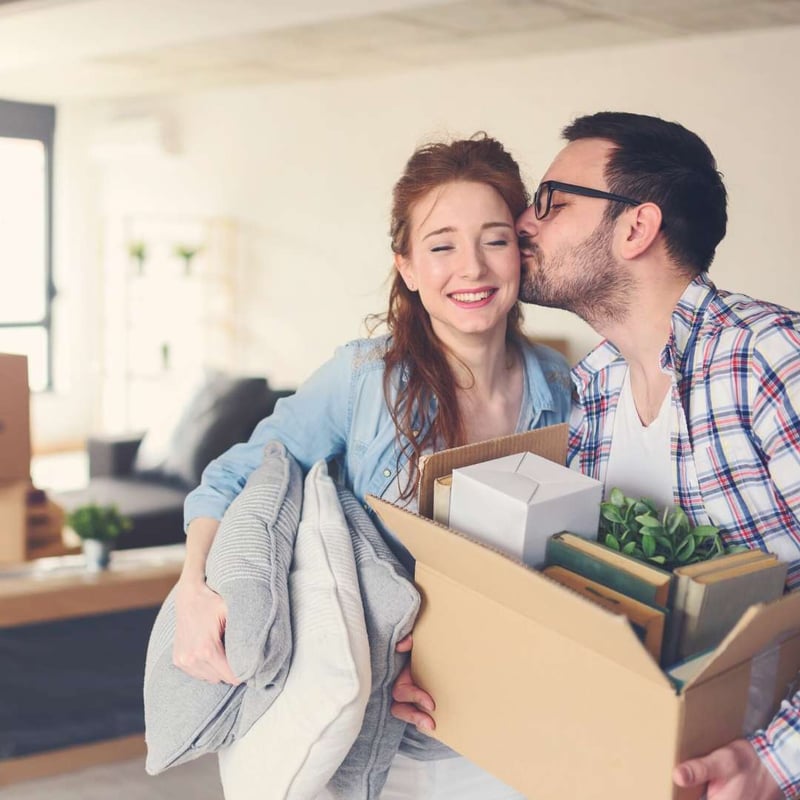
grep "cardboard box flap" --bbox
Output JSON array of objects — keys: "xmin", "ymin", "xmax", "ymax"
[
  {"xmin": 368, "ymin": 494, "xmax": 670, "ymax": 688},
  {"xmin": 683, "ymin": 588, "xmax": 800, "ymax": 691},
  {"xmin": 417, "ymin": 424, "xmax": 568, "ymax": 518}
]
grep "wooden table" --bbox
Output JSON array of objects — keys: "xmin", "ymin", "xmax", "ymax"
[{"xmin": 0, "ymin": 545, "xmax": 183, "ymax": 785}]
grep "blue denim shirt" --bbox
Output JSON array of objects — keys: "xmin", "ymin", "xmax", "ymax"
[{"xmin": 185, "ymin": 334, "xmax": 572, "ymax": 533}]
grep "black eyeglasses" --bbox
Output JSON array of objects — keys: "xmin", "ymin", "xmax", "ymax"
[{"xmin": 532, "ymin": 180, "xmax": 642, "ymax": 220}]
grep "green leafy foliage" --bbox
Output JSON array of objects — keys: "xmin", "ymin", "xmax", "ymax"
[
  {"xmin": 599, "ymin": 488, "xmax": 746, "ymax": 572},
  {"xmin": 66, "ymin": 503, "xmax": 133, "ymax": 542},
  {"xmin": 127, "ymin": 240, "xmax": 147, "ymax": 261}
]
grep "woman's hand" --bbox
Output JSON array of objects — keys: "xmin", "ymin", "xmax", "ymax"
[
  {"xmin": 391, "ymin": 635, "xmax": 436, "ymax": 732},
  {"xmin": 172, "ymin": 576, "xmax": 240, "ymax": 685},
  {"xmin": 171, "ymin": 516, "xmax": 240, "ymax": 685}
]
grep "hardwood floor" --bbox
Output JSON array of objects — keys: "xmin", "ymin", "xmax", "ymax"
[{"xmin": 1, "ymin": 755, "xmax": 224, "ymax": 800}]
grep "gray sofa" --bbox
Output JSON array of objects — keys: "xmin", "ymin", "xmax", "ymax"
[{"xmin": 55, "ymin": 373, "xmax": 293, "ymax": 550}]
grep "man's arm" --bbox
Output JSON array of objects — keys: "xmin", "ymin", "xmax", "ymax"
[{"xmin": 747, "ymin": 692, "xmax": 800, "ymax": 799}]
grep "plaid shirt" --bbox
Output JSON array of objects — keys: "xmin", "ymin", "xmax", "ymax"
[{"xmin": 568, "ymin": 273, "xmax": 800, "ymax": 798}]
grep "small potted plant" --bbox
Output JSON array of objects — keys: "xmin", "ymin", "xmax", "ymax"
[
  {"xmin": 66, "ymin": 503, "xmax": 132, "ymax": 571},
  {"xmin": 173, "ymin": 244, "xmax": 200, "ymax": 276},
  {"xmin": 128, "ymin": 240, "xmax": 148, "ymax": 276},
  {"xmin": 599, "ymin": 488, "xmax": 746, "ymax": 572}
]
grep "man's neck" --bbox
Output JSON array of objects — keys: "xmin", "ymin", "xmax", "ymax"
[
  {"xmin": 596, "ymin": 270, "xmax": 692, "ymax": 424},
  {"xmin": 597, "ymin": 270, "xmax": 691, "ymax": 369}
]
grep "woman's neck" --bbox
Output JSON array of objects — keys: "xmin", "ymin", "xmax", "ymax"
[{"xmin": 441, "ymin": 325, "xmax": 524, "ymax": 443}]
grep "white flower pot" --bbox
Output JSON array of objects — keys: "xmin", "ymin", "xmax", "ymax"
[{"xmin": 82, "ymin": 538, "xmax": 112, "ymax": 571}]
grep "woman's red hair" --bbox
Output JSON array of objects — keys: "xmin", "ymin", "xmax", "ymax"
[{"xmin": 376, "ymin": 133, "xmax": 529, "ymax": 500}]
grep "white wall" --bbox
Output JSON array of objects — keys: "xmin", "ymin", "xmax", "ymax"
[{"xmin": 34, "ymin": 24, "xmax": 800, "ymax": 446}]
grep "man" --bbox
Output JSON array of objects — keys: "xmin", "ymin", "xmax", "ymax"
[{"xmin": 393, "ymin": 112, "xmax": 800, "ymax": 799}]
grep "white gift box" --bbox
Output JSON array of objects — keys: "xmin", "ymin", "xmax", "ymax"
[{"xmin": 448, "ymin": 451, "xmax": 603, "ymax": 567}]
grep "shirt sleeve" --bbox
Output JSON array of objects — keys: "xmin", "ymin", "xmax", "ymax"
[
  {"xmin": 183, "ymin": 343, "xmax": 354, "ymax": 528},
  {"xmin": 742, "ymin": 323, "xmax": 800, "ymax": 795},
  {"xmin": 749, "ymin": 690, "xmax": 800, "ymax": 799}
]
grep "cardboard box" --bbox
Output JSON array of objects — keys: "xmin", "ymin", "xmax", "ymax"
[
  {"xmin": 0, "ymin": 482, "xmax": 75, "ymax": 564},
  {"xmin": 449, "ymin": 450, "xmax": 602, "ymax": 567},
  {"xmin": 0, "ymin": 480, "xmax": 29, "ymax": 563},
  {"xmin": 368, "ymin": 424, "xmax": 800, "ymax": 800},
  {"xmin": 0, "ymin": 353, "xmax": 32, "ymax": 482}
]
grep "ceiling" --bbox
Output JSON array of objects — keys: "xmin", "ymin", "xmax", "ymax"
[{"xmin": 0, "ymin": 0, "xmax": 799, "ymax": 102}]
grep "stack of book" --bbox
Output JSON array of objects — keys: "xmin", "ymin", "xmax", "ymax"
[
  {"xmin": 665, "ymin": 548, "xmax": 788, "ymax": 664},
  {"xmin": 543, "ymin": 532, "xmax": 788, "ymax": 669}
]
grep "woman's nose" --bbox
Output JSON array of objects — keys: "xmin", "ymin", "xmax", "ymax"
[{"xmin": 461, "ymin": 247, "xmax": 488, "ymax": 278}]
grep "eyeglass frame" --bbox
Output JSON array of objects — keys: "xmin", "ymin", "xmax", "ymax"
[{"xmin": 532, "ymin": 180, "xmax": 642, "ymax": 221}]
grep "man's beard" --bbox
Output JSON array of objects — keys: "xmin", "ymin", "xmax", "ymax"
[{"xmin": 519, "ymin": 219, "xmax": 632, "ymax": 326}]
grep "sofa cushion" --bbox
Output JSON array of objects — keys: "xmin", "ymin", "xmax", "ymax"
[
  {"xmin": 327, "ymin": 489, "xmax": 420, "ymax": 799},
  {"xmin": 134, "ymin": 372, "xmax": 270, "ymax": 488},
  {"xmin": 143, "ymin": 441, "xmax": 302, "ymax": 774},
  {"xmin": 218, "ymin": 461, "xmax": 371, "ymax": 799}
]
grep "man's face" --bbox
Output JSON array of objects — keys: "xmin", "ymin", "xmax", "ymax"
[{"xmin": 516, "ymin": 139, "xmax": 632, "ymax": 325}]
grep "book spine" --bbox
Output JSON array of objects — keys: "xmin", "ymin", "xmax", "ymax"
[
  {"xmin": 661, "ymin": 573, "xmax": 690, "ymax": 667},
  {"xmin": 545, "ymin": 536, "xmax": 660, "ymax": 608}
]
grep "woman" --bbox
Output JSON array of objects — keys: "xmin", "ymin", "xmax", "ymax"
[{"xmin": 174, "ymin": 134, "xmax": 572, "ymax": 798}]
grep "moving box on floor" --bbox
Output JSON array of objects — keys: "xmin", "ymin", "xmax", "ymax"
[{"xmin": 368, "ymin": 424, "xmax": 800, "ymax": 800}]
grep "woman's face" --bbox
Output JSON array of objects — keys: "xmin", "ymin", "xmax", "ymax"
[{"xmin": 396, "ymin": 180, "xmax": 520, "ymax": 348}]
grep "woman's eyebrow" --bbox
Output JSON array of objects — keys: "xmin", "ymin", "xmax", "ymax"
[
  {"xmin": 422, "ymin": 221, "xmax": 512, "ymax": 241},
  {"xmin": 422, "ymin": 226, "xmax": 455, "ymax": 240}
]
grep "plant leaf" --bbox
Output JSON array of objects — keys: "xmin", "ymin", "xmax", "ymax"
[
  {"xmin": 604, "ymin": 533, "xmax": 620, "ymax": 551},
  {"xmin": 609, "ymin": 487, "xmax": 626, "ymax": 507},
  {"xmin": 691, "ymin": 525, "xmax": 720, "ymax": 540},
  {"xmin": 601, "ymin": 505, "xmax": 624, "ymax": 524},
  {"xmin": 676, "ymin": 534, "xmax": 696, "ymax": 561}
]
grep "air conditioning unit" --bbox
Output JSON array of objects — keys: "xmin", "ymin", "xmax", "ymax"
[{"xmin": 88, "ymin": 115, "xmax": 179, "ymax": 162}]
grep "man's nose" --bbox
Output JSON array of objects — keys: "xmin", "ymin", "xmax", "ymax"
[{"xmin": 516, "ymin": 206, "xmax": 539, "ymax": 240}]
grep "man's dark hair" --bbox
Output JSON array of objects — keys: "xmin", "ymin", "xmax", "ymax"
[{"xmin": 563, "ymin": 112, "xmax": 727, "ymax": 274}]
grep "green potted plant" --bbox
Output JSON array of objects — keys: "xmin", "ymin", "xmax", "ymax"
[
  {"xmin": 174, "ymin": 243, "xmax": 200, "ymax": 276},
  {"xmin": 128, "ymin": 240, "xmax": 148, "ymax": 275},
  {"xmin": 599, "ymin": 488, "xmax": 746, "ymax": 572},
  {"xmin": 66, "ymin": 503, "xmax": 132, "ymax": 571}
]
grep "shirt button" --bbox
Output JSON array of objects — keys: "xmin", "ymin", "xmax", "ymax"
[
  {"xmin": 383, "ymin": 468, "xmax": 392, "ymax": 477},
  {"xmin": 412, "ymin": 429, "xmax": 420, "ymax": 436}
]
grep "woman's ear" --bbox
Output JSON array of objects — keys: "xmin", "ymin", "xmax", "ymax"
[
  {"xmin": 618, "ymin": 202, "xmax": 663, "ymax": 260},
  {"xmin": 394, "ymin": 253, "xmax": 417, "ymax": 292}
]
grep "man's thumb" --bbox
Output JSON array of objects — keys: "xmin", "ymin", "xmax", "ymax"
[{"xmin": 673, "ymin": 750, "xmax": 730, "ymax": 787}]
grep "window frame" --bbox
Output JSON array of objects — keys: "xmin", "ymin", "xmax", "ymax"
[{"xmin": 0, "ymin": 98, "xmax": 56, "ymax": 390}]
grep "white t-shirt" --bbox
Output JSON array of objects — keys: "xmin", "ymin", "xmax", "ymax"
[{"xmin": 605, "ymin": 367, "xmax": 674, "ymax": 510}]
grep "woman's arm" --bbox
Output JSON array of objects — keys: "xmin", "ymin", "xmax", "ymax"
[
  {"xmin": 173, "ymin": 517, "xmax": 241, "ymax": 684},
  {"xmin": 174, "ymin": 343, "xmax": 357, "ymax": 683}
]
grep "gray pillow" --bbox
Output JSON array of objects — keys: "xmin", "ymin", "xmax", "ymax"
[
  {"xmin": 134, "ymin": 372, "xmax": 270, "ymax": 488},
  {"xmin": 328, "ymin": 489, "xmax": 421, "ymax": 800},
  {"xmin": 143, "ymin": 441, "xmax": 302, "ymax": 774}
]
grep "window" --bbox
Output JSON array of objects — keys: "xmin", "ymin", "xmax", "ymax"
[{"xmin": 0, "ymin": 99, "xmax": 55, "ymax": 391}]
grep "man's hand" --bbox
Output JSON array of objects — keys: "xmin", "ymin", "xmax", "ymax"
[
  {"xmin": 390, "ymin": 635, "xmax": 436, "ymax": 733},
  {"xmin": 673, "ymin": 739, "xmax": 783, "ymax": 800},
  {"xmin": 172, "ymin": 577, "xmax": 240, "ymax": 685}
]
